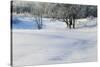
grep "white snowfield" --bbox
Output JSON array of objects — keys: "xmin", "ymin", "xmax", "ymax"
[{"xmin": 12, "ymin": 18, "xmax": 97, "ymax": 66}]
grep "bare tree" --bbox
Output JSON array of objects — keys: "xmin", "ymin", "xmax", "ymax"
[{"xmin": 12, "ymin": 1, "xmax": 97, "ymax": 29}]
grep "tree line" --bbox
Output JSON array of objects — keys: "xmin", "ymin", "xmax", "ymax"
[{"xmin": 11, "ymin": 1, "xmax": 97, "ymax": 29}]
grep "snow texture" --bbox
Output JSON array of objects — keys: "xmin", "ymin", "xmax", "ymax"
[{"xmin": 12, "ymin": 16, "xmax": 97, "ymax": 66}]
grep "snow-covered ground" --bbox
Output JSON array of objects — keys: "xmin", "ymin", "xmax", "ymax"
[{"xmin": 12, "ymin": 16, "xmax": 97, "ymax": 66}]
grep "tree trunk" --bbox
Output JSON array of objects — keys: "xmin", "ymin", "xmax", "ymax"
[{"xmin": 73, "ymin": 19, "xmax": 75, "ymax": 29}]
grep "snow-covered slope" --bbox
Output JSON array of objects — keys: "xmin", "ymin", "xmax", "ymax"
[
  {"xmin": 12, "ymin": 16, "xmax": 97, "ymax": 30},
  {"xmin": 12, "ymin": 16, "xmax": 97, "ymax": 66},
  {"xmin": 12, "ymin": 16, "xmax": 38, "ymax": 29}
]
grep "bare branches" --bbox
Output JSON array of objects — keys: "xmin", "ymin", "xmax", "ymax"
[{"xmin": 12, "ymin": 1, "xmax": 97, "ymax": 29}]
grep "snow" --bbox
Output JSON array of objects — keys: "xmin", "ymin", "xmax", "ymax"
[
  {"xmin": 12, "ymin": 16, "xmax": 67, "ymax": 30},
  {"xmin": 12, "ymin": 16, "xmax": 97, "ymax": 66}
]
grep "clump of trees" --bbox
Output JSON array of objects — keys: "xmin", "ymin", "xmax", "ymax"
[{"xmin": 11, "ymin": 1, "xmax": 97, "ymax": 29}]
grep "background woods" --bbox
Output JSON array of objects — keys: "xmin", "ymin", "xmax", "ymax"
[{"xmin": 12, "ymin": 1, "xmax": 97, "ymax": 29}]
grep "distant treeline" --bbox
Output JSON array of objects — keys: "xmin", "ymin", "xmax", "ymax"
[
  {"xmin": 12, "ymin": 1, "xmax": 97, "ymax": 19},
  {"xmin": 11, "ymin": 1, "xmax": 97, "ymax": 29}
]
